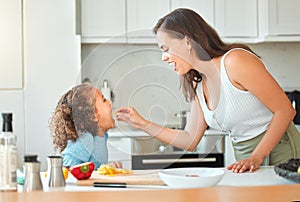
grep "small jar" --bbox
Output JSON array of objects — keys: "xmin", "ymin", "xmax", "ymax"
[
  {"xmin": 47, "ymin": 155, "xmax": 65, "ymax": 188},
  {"xmin": 23, "ymin": 155, "xmax": 43, "ymax": 192}
]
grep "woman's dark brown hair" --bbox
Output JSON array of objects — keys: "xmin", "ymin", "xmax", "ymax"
[
  {"xmin": 50, "ymin": 83, "xmax": 100, "ymax": 152},
  {"xmin": 153, "ymin": 8, "xmax": 258, "ymax": 102}
]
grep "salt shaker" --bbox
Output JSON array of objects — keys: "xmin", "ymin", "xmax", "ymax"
[
  {"xmin": 47, "ymin": 155, "xmax": 65, "ymax": 188},
  {"xmin": 23, "ymin": 155, "xmax": 43, "ymax": 192}
]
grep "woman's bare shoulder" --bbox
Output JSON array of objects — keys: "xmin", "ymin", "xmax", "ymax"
[
  {"xmin": 224, "ymin": 48, "xmax": 261, "ymax": 66},
  {"xmin": 223, "ymin": 48, "xmax": 267, "ymax": 90}
]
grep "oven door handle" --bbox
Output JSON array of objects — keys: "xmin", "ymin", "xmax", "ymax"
[{"xmin": 142, "ymin": 157, "xmax": 217, "ymax": 164}]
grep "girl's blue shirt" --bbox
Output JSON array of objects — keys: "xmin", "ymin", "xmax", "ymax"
[{"xmin": 62, "ymin": 132, "xmax": 108, "ymax": 170}]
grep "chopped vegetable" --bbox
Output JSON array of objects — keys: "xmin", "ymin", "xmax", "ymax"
[
  {"xmin": 63, "ymin": 167, "xmax": 69, "ymax": 180},
  {"xmin": 97, "ymin": 164, "xmax": 132, "ymax": 176},
  {"xmin": 70, "ymin": 162, "xmax": 95, "ymax": 180}
]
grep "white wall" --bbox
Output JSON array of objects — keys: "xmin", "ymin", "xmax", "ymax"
[{"xmin": 23, "ymin": 0, "xmax": 80, "ymax": 170}]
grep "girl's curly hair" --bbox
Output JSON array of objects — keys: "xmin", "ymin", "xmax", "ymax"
[{"xmin": 50, "ymin": 83, "xmax": 100, "ymax": 153}]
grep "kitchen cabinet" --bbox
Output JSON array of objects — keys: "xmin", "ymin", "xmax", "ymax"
[
  {"xmin": 215, "ymin": 0, "xmax": 258, "ymax": 38},
  {"xmin": 80, "ymin": 0, "xmax": 300, "ymax": 43},
  {"xmin": 81, "ymin": 0, "xmax": 170, "ymax": 43},
  {"xmin": 81, "ymin": 0, "xmax": 126, "ymax": 43},
  {"xmin": 107, "ymin": 137, "xmax": 132, "ymax": 169},
  {"xmin": 171, "ymin": 0, "xmax": 214, "ymax": 27},
  {"xmin": 268, "ymin": 0, "xmax": 300, "ymax": 36},
  {"xmin": 127, "ymin": 0, "xmax": 170, "ymax": 43},
  {"xmin": 215, "ymin": 0, "xmax": 300, "ymax": 42},
  {"xmin": 0, "ymin": 0, "xmax": 22, "ymax": 89},
  {"xmin": 224, "ymin": 136, "xmax": 235, "ymax": 166}
]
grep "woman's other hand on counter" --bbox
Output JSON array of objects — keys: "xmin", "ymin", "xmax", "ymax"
[{"xmin": 227, "ymin": 157, "xmax": 261, "ymax": 173}]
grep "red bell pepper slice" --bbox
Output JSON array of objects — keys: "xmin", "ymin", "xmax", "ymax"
[{"xmin": 70, "ymin": 162, "xmax": 95, "ymax": 180}]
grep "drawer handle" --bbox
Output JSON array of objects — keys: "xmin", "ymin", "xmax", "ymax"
[{"xmin": 142, "ymin": 158, "xmax": 216, "ymax": 164}]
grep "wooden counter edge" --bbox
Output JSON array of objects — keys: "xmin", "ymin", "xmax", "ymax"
[{"xmin": 1, "ymin": 184, "xmax": 300, "ymax": 202}]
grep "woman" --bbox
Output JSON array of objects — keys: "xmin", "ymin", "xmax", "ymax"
[
  {"xmin": 50, "ymin": 83, "xmax": 120, "ymax": 169},
  {"xmin": 116, "ymin": 8, "xmax": 300, "ymax": 173}
]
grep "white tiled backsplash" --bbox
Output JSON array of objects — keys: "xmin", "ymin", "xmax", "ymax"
[
  {"xmin": 82, "ymin": 44, "xmax": 190, "ymax": 126},
  {"xmin": 82, "ymin": 42, "xmax": 300, "ymax": 126},
  {"xmin": 249, "ymin": 42, "xmax": 300, "ymax": 91}
]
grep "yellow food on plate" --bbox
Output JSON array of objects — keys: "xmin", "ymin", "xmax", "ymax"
[
  {"xmin": 97, "ymin": 164, "xmax": 132, "ymax": 176},
  {"xmin": 298, "ymin": 166, "xmax": 300, "ymax": 174}
]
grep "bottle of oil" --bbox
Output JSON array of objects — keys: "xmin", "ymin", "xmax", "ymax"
[{"xmin": 0, "ymin": 113, "xmax": 17, "ymax": 191}]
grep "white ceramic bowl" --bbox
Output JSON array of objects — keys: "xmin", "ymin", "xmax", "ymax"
[{"xmin": 158, "ymin": 167, "xmax": 225, "ymax": 188}]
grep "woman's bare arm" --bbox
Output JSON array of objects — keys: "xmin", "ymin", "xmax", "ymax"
[
  {"xmin": 226, "ymin": 49, "xmax": 295, "ymax": 172},
  {"xmin": 116, "ymin": 97, "xmax": 208, "ymax": 151}
]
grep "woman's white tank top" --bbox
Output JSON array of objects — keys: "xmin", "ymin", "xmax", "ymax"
[{"xmin": 197, "ymin": 48, "xmax": 273, "ymax": 143}]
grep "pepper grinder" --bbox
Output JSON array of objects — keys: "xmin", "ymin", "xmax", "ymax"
[
  {"xmin": 47, "ymin": 155, "xmax": 65, "ymax": 188},
  {"xmin": 23, "ymin": 155, "xmax": 43, "ymax": 192}
]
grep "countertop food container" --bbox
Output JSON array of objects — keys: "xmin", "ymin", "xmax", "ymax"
[
  {"xmin": 23, "ymin": 155, "xmax": 43, "ymax": 192},
  {"xmin": 47, "ymin": 155, "xmax": 66, "ymax": 188}
]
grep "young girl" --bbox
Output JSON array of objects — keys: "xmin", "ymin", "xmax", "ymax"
[{"xmin": 50, "ymin": 83, "xmax": 118, "ymax": 170}]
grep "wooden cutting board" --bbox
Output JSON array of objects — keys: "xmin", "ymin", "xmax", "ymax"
[{"xmin": 76, "ymin": 170, "xmax": 165, "ymax": 186}]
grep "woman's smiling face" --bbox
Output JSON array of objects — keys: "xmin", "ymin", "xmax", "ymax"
[
  {"xmin": 94, "ymin": 89, "xmax": 115, "ymax": 135},
  {"xmin": 156, "ymin": 30, "xmax": 193, "ymax": 76}
]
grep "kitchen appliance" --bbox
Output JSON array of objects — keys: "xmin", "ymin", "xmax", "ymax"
[
  {"xmin": 286, "ymin": 90, "xmax": 300, "ymax": 124},
  {"xmin": 132, "ymin": 153, "xmax": 224, "ymax": 170},
  {"xmin": 130, "ymin": 128, "xmax": 225, "ymax": 170}
]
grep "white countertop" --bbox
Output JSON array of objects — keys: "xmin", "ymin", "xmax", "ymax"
[
  {"xmin": 107, "ymin": 127, "xmax": 227, "ymax": 138},
  {"xmin": 35, "ymin": 166, "xmax": 295, "ymax": 192},
  {"xmin": 218, "ymin": 166, "xmax": 293, "ymax": 186}
]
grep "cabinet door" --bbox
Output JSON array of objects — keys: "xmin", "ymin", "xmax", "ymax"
[
  {"xmin": 127, "ymin": 0, "xmax": 170, "ymax": 39},
  {"xmin": 268, "ymin": 0, "xmax": 300, "ymax": 35},
  {"xmin": 0, "ymin": 0, "xmax": 22, "ymax": 89},
  {"xmin": 215, "ymin": 0, "xmax": 258, "ymax": 37},
  {"xmin": 171, "ymin": 0, "xmax": 214, "ymax": 27},
  {"xmin": 81, "ymin": 0, "xmax": 126, "ymax": 43},
  {"xmin": 107, "ymin": 137, "xmax": 132, "ymax": 169}
]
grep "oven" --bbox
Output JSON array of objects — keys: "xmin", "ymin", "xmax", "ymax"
[{"xmin": 130, "ymin": 131, "xmax": 226, "ymax": 170}]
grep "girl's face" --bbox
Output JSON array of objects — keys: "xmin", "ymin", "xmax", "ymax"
[
  {"xmin": 94, "ymin": 89, "xmax": 115, "ymax": 135},
  {"xmin": 156, "ymin": 30, "xmax": 193, "ymax": 76}
]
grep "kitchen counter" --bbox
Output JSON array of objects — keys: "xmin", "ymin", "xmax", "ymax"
[
  {"xmin": 107, "ymin": 127, "xmax": 227, "ymax": 138},
  {"xmin": 64, "ymin": 166, "xmax": 295, "ymax": 190},
  {"xmin": 3, "ymin": 166, "xmax": 299, "ymax": 202},
  {"xmin": 2, "ymin": 184, "xmax": 300, "ymax": 202}
]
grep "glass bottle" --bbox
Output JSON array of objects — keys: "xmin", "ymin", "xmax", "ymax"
[{"xmin": 0, "ymin": 113, "xmax": 17, "ymax": 191}]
